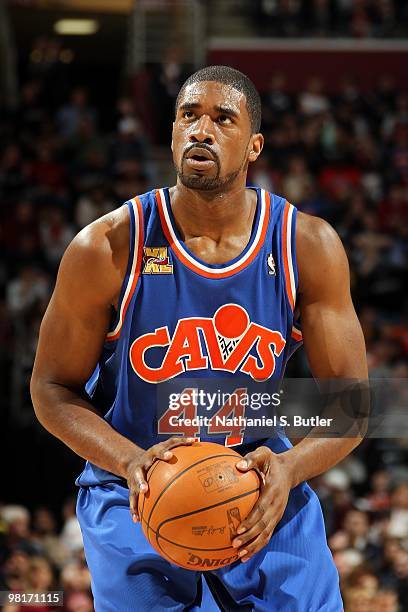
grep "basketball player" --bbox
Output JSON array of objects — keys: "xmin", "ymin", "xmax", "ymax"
[{"xmin": 31, "ymin": 66, "xmax": 367, "ymax": 611}]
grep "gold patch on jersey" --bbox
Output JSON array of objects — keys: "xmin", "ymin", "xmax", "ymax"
[{"xmin": 143, "ymin": 246, "xmax": 173, "ymax": 274}]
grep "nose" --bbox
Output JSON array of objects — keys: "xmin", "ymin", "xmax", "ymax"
[{"xmin": 189, "ymin": 114, "xmax": 215, "ymax": 145}]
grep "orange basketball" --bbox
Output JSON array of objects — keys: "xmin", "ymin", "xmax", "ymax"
[{"xmin": 138, "ymin": 442, "xmax": 260, "ymax": 571}]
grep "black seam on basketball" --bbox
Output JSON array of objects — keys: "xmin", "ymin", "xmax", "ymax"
[
  {"xmin": 156, "ymin": 486, "xmax": 260, "ymax": 542},
  {"xmin": 155, "ymin": 534, "xmax": 239, "ymax": 570},
  {"xmin": 141, "ymin": 515, "xmax": 155, "ymax": 533},
  {"xmin": 156, "ymin": 532, "xmax": 243, "ymax": 553},
  {"xmin": 147, "ymin": 525, "xmax": 155, "ymax": 546},
  {"xmin": 145, "ymin": 453, "xmax": 242, "ymax": 532},
  {"xmin": 155, "ymin": 537, "xmax": 193, "ymax": 569}
]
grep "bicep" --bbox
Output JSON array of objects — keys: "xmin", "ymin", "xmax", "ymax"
[
  {"xmin": 34, "ymin": 289, "xmax": 111, "ymax": 389},
  {"xmin": 32, "ymin": 226, "xmax": 121, "ymax": 389},
  {"xmin": 301, "ymin": 298, "xmax": 367, "ymax": 379},
  {"xmin": 297, "ymin": 214, "xmax": 367, "ymax": 380}
]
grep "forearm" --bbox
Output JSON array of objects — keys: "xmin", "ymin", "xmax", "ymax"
[
  {"xmin": 268, "ymin": 437, "xmax": 362, "ymax": 489},
  {"xmin": 31, "ymin": 381, "xmax": 141, "ymax": 479}
]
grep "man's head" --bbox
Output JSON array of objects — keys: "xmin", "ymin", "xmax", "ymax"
[{"xmin": 172, "ymin": 65, "xmax": 263, "ymax": 192}]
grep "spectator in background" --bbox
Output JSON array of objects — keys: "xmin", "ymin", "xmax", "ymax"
[
  {"xmin": 359, "ymin": 470, "xmax": 391, "ymax": 514},
  {"xmin": 56, "ymin": 88, "xmax": 97, "ymax": 141},
  {"xmin": 17, "ymin": 80, "xmax": 46, "ymax": 137},
  {"xmin": 282, "ymin": 155, "xmax": 314, "ymax": 203},
  {"xmin": 1, "ymin": 549, "xmax": 32, "ymax": 592},
  {"xmin": 75, "ymin": 183, "xmax": 114, "ymax": 229},
  {"xmin": 6, "ymin": 267, "xmax": 49, "ymax": 318},
  {"xmin": 299, "ymin": 76, "xmax": 330, "ymax": 116},
  {"xmin": 378, "ymin": 183, "xmax": 407, "ymax": 233},
  {"xmin": 60, "ymin": 498, "xmax": 83, "ymax": 558},
  {"xmin": 374, "ymin": 589, "xmax": 399, "ymax": 612},
  {"xmin": 331, "ymin": 508, "xmax": 382, "ymax": 567},
  {"xmin": 262, "ymin": 73, "xmax": 293, "ymax": 131},
  {"xmin": 0, "ymin": 501, "xmax": 93, "ymax": 610},
  {"xmin": 2, "ymin": 200, "xmax": 43, "ymax": 273},
  {"xmin": 151, "ymin": 45, "xmax": 189, "ymax": 144},
  {"xmin": 32, "ymin": 507, "xmax": 69, "ymax": 570},
  {"xmin": 39, "ymin": 207, "xmax": 75, "ymax": 271},
  {"xmin": 0, "ymin": 506, "xmax": 40, "ymax": 557},
  {"xmin": 110, "ymin": 115, "xmax": 145, "ymax": 168},
  {"xmin": 0, "ymin": 144, "xmax": 28, "ymax": 201},
  {"xmin": 29, "ymin": 141, "xmax": 66, "ymax": 196},
  {"xmin": 387, "ymin": 482, "xmax": 408, "ymax": 539},
  {"xmin": 249, "ymin": 154, "xmax": 279, "ymax": 192}
]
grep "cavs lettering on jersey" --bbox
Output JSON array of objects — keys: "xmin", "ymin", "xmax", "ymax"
[{"xmin": 77, "ymin": 187, "xmax": 303, "ymax": 487}]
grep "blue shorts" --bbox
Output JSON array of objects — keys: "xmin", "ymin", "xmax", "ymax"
[{"xmin": 76, "ymin": 481, "xmax": 342, "ymax": 611}]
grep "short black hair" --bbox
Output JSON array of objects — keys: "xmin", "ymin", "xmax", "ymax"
[{"xmin": 175, "ymin": 65, "xmax": 262, "ymax": 133}]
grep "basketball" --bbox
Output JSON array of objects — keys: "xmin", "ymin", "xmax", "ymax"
[{"xmin": 138, "ymin": 442, "xmax": 260, "ymax": 571}]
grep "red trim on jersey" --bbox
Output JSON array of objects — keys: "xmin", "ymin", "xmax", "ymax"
[
  {"xmin": 156, "ymin": 189, "xmax": 270, "ymax": 279},
  {"xmin": 282, "ymin": 201, "xmax": 295, "ymax": 312},
  {"xmin": 291, "ymin": 327, "xmax": 303, "ymax": 342},
  {"xmin": 106, "ymin": 197, "xmax": 144, "ymax": 342}
]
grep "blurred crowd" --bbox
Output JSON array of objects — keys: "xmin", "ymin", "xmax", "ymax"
[
  {"xmin": 0, "ymin": 474, "xmax": 407, "ymax": 611},
  {"xmin": 0, "ymin": 500, "xmax": 93, "ymax": 611},
  {"xmin": 251, "ymin": 0, "xmax": 408, "ymax": 38},
  {"xmin": 0, "ymin": 33, "xmax": 407, "ymax": 612},
  {"xmin": 249, "ymin": 71, "xmax": 407, "ymax": 380}
]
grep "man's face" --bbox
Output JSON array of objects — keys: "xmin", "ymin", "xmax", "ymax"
[{"xmin": 172, "ymin": 81, "xmax": 262, "ymax": 192}]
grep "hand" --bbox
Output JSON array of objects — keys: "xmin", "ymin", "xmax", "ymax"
[
  {"xmin": 126, "ymin": 436, "xmax": 195, "ymax": 522},
  {"xmin": 233, "ymin": 446, "xmax": 293, "ymax": 562}
]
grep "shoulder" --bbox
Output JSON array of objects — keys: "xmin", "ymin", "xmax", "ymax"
[
  {"xmin": 57, "ymin": 204, "xmax": 131, "ymax": 307},
  {"xmin": 296, "ymin": 211, "xmax": 347, "ymax": 262},
  {"xmin": 64, "ymin": 205, "xmax": 130, "ymax": 275},
  {"xmin": 296, "ymin": 211, "xmax": 342, "ymax": 252},
  {"xmin": 295, "ymin": 211, "xmax": 349, "ymax": 296}
]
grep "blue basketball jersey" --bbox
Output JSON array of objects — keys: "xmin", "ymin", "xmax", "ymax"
[{"xmin": 77, "ymin": 187, "xmax": 303, "ymax": 486}]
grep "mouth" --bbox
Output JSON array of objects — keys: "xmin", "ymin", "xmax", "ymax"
[{"xmin": 184, "ymin": 148, "xmax": 217, "ymax": 171}]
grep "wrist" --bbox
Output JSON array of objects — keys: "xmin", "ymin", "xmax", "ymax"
[
  {"xmin": 275, "ymin": 450, "xmax": 300, "ymax": 489},
  {"xmin": 117, "ymin": 445, "xmax": 145, "ymax": 480},
  {"xmin": 258, "ymin": 445, "xmax": 299, "ymax": 489}
]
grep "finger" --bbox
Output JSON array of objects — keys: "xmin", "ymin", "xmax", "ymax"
[
  {"xmin": 235, "ymin": 450, "xmax": 258, "ymax": 471},
  {"xmin": 232, "ymin": 514, "xmax": 270, "ymax": 548},
  {"xmin": 133, "ymin": 467, "xmax": 149, "ymax": 495},
  {"xmin": 236, "ymin": 488, "xmax": 275, "ymax": 534},
  {"xmin": 149, "ymin": 437, "xmax": 196, "ymax": 464},
  {"xmin": 239, "ymin": 524, "xmax": 277, "ymax": 561},
  {"xmin": 236, "ymin": 446, "xmax": 270, "ymax": 471},
  {"xmin": 238, "ymin": 509, "xmax": 284, "ymax": 561},
  {"xmin": 164, "ymin": 436, "xmax": 196, "ymax": 450},
  {"xmin": 155, "ymin": 448, "xmax": 174, "ymax": 461},
  {"xmin": 238, "ymin": 532, "xmax": 268, "ymax": 562},
  {"xmin": 129, "ymin": 489, "xmax": 139, "ymax": 523}
]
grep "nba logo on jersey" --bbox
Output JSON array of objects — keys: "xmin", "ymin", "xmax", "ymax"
[{"xmin": 267, "ymin": 253, "xmax": 276, "ymax": 275}]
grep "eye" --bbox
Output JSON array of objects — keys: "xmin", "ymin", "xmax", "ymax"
[
  {"xmin": 218, "ymin": 115, "xmax": 232, "ymax": 124},
  {"xmin": 182, "ymin": 111, "xmax": 195, "ymax": 120}
]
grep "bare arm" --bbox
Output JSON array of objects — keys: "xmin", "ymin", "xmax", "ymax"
[
  {"xmin": 280, "ymin": 212, "xmax": 368, "ymax": 487},
  {"xmin": 31, "ymin": 206, "xmax": 194, "ymax": 518},
  {"xmin": 233, "ymin": 213, "xmax": 368, "ymax": 561},
  {"xmin": 30, "ymin": 207, "xmax": 138, "ymax": 478}
]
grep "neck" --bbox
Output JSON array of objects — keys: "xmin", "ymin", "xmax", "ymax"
[{"xmin": 168, "ymin": 179, "xmax": 257, "ymax": 242}]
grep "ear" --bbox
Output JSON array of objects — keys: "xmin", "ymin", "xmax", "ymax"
[
  {"xmin": 248, "ymin": 133, "xmax": 264, "ymax": 163},
  {"xmin": 171, "ymin": 122, "xmax": 175, "ymax": 152}
]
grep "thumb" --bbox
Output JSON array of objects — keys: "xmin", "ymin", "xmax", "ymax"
[{"xmin": 236, "ymin": 458, "xmax": 251, "ymax": 470}]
